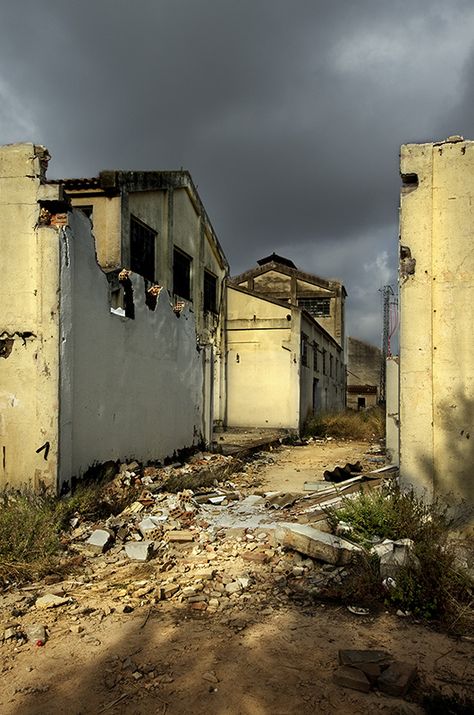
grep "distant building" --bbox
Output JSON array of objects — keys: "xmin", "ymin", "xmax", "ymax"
[
  {"xmin": 232, "ymin": 252, "xmax": 346, "ymax": 349},
  {"xmin": 226, "ymin": 255, "xmax": 346, "ymax": 430},
  {"xmin": 346, "ymin": 337, "xmax": 382, "ymax": 410}
]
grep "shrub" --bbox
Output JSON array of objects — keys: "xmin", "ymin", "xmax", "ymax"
[{"xmin": 325, "ymin": 482, "xmax": 473, "ymax": 632}]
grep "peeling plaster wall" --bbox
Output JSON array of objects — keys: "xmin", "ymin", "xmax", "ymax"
[
  {"xmin": 59, "ymin": 209, "xmax": 204, "ymax": 487},
  {"xmin": 399, "ymin": 139, "xmax": 474, "ymax": 524},
  {"xmin": 0, "ymin": 144, "xmax": 60, "ymax": 491}
]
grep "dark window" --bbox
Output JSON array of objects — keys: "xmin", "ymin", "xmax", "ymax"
[
  {"xmin": 204, "ymin": 270, "xmax": 218, "ymax": 313},
  {"xmin": 301, "ymin": 333, "xmax": 309, "ymax": 367},
  {"xmin": 173, "ymin": 248, "xmax": 192, "ymax": 300},
  {"xmin": 322, "ymin": 349, "xmax": 327, "ymax": 375},
  {"xmin": 330, "ymin": 354, "xmax": 334, "ymax": 377},
  {"xmin": 298, "ymin": 297, "xmax": 331, "ymax": 318},
  {"xmin": 79, "ymin": 205, "xmax": 93, "ymax": 219},
  {"xmin": 358, "ymin": 397, "xmax": 366, "ymax": 410},
  {"xmin": 130, "ymin": 216, "xmax": 156, "ymax": 282},
  {"xmin": 313, "ymin": 342, "xmax": 318, "ymax": 372}
]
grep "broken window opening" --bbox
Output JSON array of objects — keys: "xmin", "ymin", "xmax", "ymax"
[
  {"xmin": 130, "ymin": 215, "xmax": 156, "ymax": 282},
  {"xmin": 204, "ymin": 270, "xmax": 218, "ymax": 313},
  {"xmin": 173, "ymin": 247, "xmax": 192, "ymax": 301},
  {"xmin": 322, "ymin": 349, "xmax": 327, "ymax": 375},
  {"xmin": 118, "ymin": 269, "xmax": 135, "ymax": 319},
  {"xmin": 313, "ymin": 342, "xmax": 318, "ymax": 372},
  {"xmin": 145, "ymin": 282, "xmax": 162, "ymax": 311},
  {"xmin": 401, "ymin": 172, "xmax": 419, "ymax": 194},
  {"xmin": 330, "ymin": 354, "xmax": 334, "ymax": 378},
  {"xmin": 298, "ymin": 297, "xmax": 331, "ymax": 318}
]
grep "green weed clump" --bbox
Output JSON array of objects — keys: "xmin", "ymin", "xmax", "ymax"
[
  {"xmin": 325, "ymin": 482, "xmax": 473, "ymax": 632},
  {"xmin": 304, "ymin": 406, "xmax": 384, "ymax": 441},
  {"xmin": 0, "ymin": 493, "xmax": 63, "ymax": 585},
  {"xmin": 0, "ymin": 476, "xmax": 137, "ymax": 587}
]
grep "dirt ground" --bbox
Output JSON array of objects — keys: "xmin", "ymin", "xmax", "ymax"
[{"xmin": 1, "ymin": 439, "xmax": 473, "ymax": 715}]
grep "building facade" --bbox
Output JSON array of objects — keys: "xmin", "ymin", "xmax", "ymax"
[
  {"xmin": 0, "ymin": 144, "xmax": 227, "ymax": 493},
  {"xmin": 346, "ymin": 337, "xmax": 382, "ymax": 410},
  {"xmin": 226, "ymin": 256, "xmax": 346, "ymax": 430}
]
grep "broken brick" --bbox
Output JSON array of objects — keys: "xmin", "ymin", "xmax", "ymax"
[
  {"xmin": 333, "ymin": 665, "xmax": 371, "ymax": 693},
  {"xmin": 377, "ymin": 661, "xmax": 417, "ymax": 697}
]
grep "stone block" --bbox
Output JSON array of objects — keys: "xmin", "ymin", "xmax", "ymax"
[
  {"xmin": 333, "ymin": 665, "xmax": 371, "ymax": 693},
  {"xmin": 377, "ymin": 661, "xmax": 417, "ymax": 697},
  {"xmin": 85, "ymin": 529, "xmax": 114, "ymax": 554},
  {"xmin": 275, "ymin": 524, "xmax": 363, "ymax": 564},
  {"xmin": 339, "ymin": 649, "xmax": 391, "ymax": 667},
  {"xmin": 124, "ymin": 541, "xmax": 154, "ymax": 562}
]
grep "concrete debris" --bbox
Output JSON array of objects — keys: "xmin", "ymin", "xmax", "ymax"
[
  {"xmin": 372, "ymin": 538, "xmax": 417, "ymax": 578},
  {"xmin": 85, "ymin": 528, "xmax": 114, "ymax": 554},
  {"xmin": 274, "ymin": 523, "xmax": 363, "ymax": 564},
  {"xmin": 333, "ymin": 649, "xmax": 416, "ymax": 698},
  {"xmin": 333, "ymin": 665, "xmax": 371, "ymax": 692},
  {"xmin": 377, "ymin": 661, "xmax": 417, "ymax": 697},
  {"xmin": 124, "ymin": 541, "xmax": 154, "ymax": 561},
  {"xmin": 35, "ymin": 594, "xmax": 72, "ymax": 609}
]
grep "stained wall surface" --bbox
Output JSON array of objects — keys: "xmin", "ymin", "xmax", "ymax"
[
  {"xmin": 399, "ymin": 138, "xmax": 474, "ymax": 524},
  {"xmin": 0, "ymin": 144, "xmax": 61, "ymax": 491},
  {"xmin": 386, "ymin": 356, "xmax": 400, "ymax": 464},
  {"xmin": 59, "ymin": 210, "xmax": 205, "ymax": 486}
]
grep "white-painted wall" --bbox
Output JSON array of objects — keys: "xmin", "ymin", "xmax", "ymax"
[{"xmin": 59, "ymin": 209, "xmax": 205, "ymax": 487}]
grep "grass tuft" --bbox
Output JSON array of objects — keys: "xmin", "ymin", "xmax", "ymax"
[{"xmin": 304, "ymin": 406, "xmax": 385, "ymax": 441}]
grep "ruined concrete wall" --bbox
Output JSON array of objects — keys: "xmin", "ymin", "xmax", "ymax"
[
  {"xmin": 59, "ymin": 209, "xmax": 205, "ymax": 487},
  {"xmin": 225, "ymin": 286, "xmax": 300, "ymax": 429},
  {"xmin": 0, "ymin": 144, "xmax": 62, "ymax": 491},
  {"xmin": 399, "ymin": 138, "xmax": 474, "ymax": 525},
  {"xmin": 386, "ymin": 356, "xmax": 399, "ymax": 464}
]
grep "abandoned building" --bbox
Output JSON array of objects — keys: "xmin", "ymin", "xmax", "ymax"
[
  {"xmin": 0, "ymin": 144, "xmax": 228, "ymax": 493},
  {"xmin": 399, "ymin": 136, "xmax": 474, "ymax": 524},
  {"xmin": 346, "ymin": 337, "xmax": 382, "ymax": 410},
  {"xmin": 0, "ymin": 144, "xmax": 348, "ymax": 493},
  {"xmin": 227, "ymin": 255, "xmax": 346, "ymax": 429}
]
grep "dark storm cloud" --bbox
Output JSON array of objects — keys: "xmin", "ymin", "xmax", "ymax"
[{"xmin": 1, "ymin": 1, "xmax": 473, "ymax": 345}]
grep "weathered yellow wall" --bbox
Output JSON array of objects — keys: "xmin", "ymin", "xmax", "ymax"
[
  {"xmin": 400, "ymin": 138, "xmax": 474, "ymax": 524},
  {"xmin": 0, "ymin": 144, "xmax": 60, "ymax": 491},
  {"xmin": 226, "ymin": 287, "xmax": 300, "ymax": 428},
  {"xmin": 71, "ymin": 195, "xmax": 121, "ymax": 270}
]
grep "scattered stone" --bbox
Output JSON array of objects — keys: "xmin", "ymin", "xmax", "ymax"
[
  {"xmin": 138, "ymin": 516, "xmax": 163, "ymax": 540},
  {"xmin": 377, "ymin": 661, "xmax": 417, "ymax": 697},
  {"xmin": 373, "ymin": 539, "xmax": 416, "ymax": 578},
  {"xmin": 25, "ymin": 625, "xmax": 46, "ymax": 644},
  {"xmin": 85, "ymin": 529, "xmax": 114, "ymax": 554},
  {"xmin": 275, "ymin": 524, "xmax": 363, "ymax": 564},
  {"xmin": 225, "ymin": 581, "xmax": 242, "ymax": 594},
  {"xmin": 202, "ymin": 671, "xmax": 219, "ymax": 684},
  {"xmin": 35, "ymin": 594, "xmax": 72, "ymax": 609},
  {"xmin": 124, "ymin": 541, "xmax": 154, "ymax": 561},
  {"xmin": 69, "ymin": 624, "xmax": 84, "ymax": 634},
  {"xmin": 333, "ymin": 665, "xmax": 371, "ymax": 693}
]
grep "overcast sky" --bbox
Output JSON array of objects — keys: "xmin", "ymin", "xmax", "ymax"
[{"xmin": 1, "ymin": 1, "xmax": 473, "ymax": 346}]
